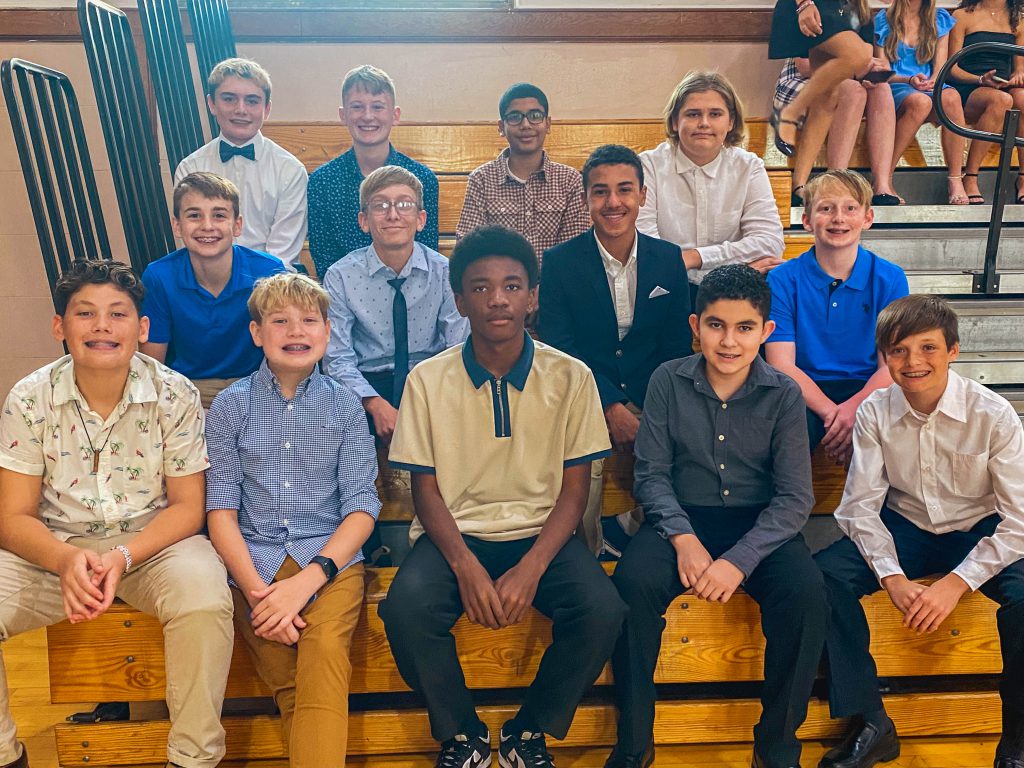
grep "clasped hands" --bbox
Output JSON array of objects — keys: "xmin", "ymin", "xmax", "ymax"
[
  {"xmin": 58, "ymin": 546, "xmax": 128, "ymax": 624},
  {"xmin": 882, "ymin": 572, "xmax": 970, "ymax": 634},
  {"xmin": 671, "ymin": 533, "xmax": 745, "ymax": 603},
  {"xmin": 246, "ymin": 567, "xmax": 327, "ymax": 646},
  {"xmin": 454, "ymin": 556, "xmax": 544, "ymax": 630}
]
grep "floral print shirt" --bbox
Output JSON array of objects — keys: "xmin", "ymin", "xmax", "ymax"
[{"xmin": 0, "ymin": 353, "xmax": 209, "ymax": 540}]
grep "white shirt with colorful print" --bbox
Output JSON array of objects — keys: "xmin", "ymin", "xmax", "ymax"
[{"xmin": 0, "ymin": 353, "xmax": 209, "ymax": 540}]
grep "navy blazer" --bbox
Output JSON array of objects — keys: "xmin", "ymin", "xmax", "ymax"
[{"xmin": 540, "ymin": 229, "xmax": 692, "ymax": 410}]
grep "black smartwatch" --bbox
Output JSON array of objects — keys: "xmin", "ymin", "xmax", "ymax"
[{"xmin": 310, "ymin": 555, "xmax": 338, "ymax": 584}]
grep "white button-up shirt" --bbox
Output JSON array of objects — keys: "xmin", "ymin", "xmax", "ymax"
[
  {"xmin": 836, "ymin": 370, "xmax": 1024, "ymax": 590},
  {"xmin": 0, "ymin": 354, "xmax": 209, "ymax": 541},
  {"xmin": 175, "ymin": 131, "xmax": 308, "ymax": 269},
  {"xmin": 637, "ymin": 142, "xmax": 783, "ymax": 285},
  {"xmin": 595, "ymin": 230, "xmax": 638, "ymax": 341}
]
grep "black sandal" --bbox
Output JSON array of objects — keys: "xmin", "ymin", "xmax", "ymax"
[
  {"xmin": 963, "ymin": 172, "xmax": 985, "ymax": 205},
  {"xmin": 771, "ymin": 105, "xmax": 804, "ymax": 158},
  {"xmin": 791, "ymin": 184, "xmax": 806, "ymax": 208}
]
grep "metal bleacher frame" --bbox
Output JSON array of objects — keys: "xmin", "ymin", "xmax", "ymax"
[
  {"xmin": 934, "ymin": 42, "xmax": 1024, "ymax": 295},
  {"xmin": 186, "ymin": 0, "xmax": 237, "ymax": 137},
  {"xmin": 137, "ymin": 0, "xmax": 208, "ymax": 176},
  {"xmin": 77, "ymin": 0, "xmax": 176, "ymax": 275},
  {"xmin": 1, "ymin": 58, "xmax": 112, "ymax": 309}
]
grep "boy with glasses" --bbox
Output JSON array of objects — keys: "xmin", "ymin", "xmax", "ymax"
[
  {"xmin": 323, "ymin": 165, "xmax": 468, "ymax": 562},
  {"xmin": 457, "ymin": 83, "xmax": 590, "ymax": 268}
]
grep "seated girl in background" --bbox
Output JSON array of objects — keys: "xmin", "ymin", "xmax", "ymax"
[
  {"xmin": 875, "ymin": 0, "xmax": 970, "ymax": 205},
  {"xmin": 947, "ymin": 0, "xmax": 1024, "ymax": 205}
]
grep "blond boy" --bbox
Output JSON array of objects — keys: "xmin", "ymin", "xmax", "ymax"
[
  {"xmin": 206, "ymin": 273, "xmax": 381, "ymax": 768},
  {"xmin": 766, "ymin": 170, "xmax": 909, "ymax": 464},
  {"xmin": 307, "ymin": 65, "xmax": 439, "ymax": 277}
]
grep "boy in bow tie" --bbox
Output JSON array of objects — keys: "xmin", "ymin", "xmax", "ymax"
[{"xmin": 175, "ymin": 57, "xmax": 308, "ymax": 271}]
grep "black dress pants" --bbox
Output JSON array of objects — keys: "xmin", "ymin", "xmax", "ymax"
[
  {"xmin": 379, "ymin": 533, "xmax": 627, "ymax": 742},
  {"xmin": 610, "ymin": 515, "xmax": 829, "ymax": 767},
  {"xmin": 814, "ymin": 508, "xmax": 1024, "ymax": 754}
]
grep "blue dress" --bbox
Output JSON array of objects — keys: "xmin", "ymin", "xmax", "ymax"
[{"xmin": 875, "ymin": 7, "xmax": 955, "ymax": 110}]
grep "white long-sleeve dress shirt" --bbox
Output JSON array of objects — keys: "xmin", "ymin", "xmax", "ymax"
[
  {"xmin": 835, "ymin": 370, "xmax": 1024, "ymax": 591},
  {"xmin": 175, "ymin": 131, "xmax": 308, "ymax": 269},
  {"xmin": 637, "ymin": 141, "xmax": 783, "ymax": 285}
]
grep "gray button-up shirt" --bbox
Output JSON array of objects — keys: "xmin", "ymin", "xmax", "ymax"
[{"xmin": 634, "ymin": 354, "xmax": 813, "ymax": 576}]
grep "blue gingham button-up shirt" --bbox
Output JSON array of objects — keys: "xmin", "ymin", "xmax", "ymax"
[{"xmin": 205, "ymin": 360, "xmax": 381, "ymax": 584}]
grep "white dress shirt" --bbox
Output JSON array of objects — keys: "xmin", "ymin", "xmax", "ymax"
[
  {"xmin": 175, "ymin": 131, "xmax": 308, "ymax": 269},
  {"xmin": 595, "ymin": 230, "xmax": 638, "ymax": 341},
  {"xmin": 836, "ymin": 370, "xmax": 1024, "ymax": 590},
  {"xmin": 637, "ymin": 142, "xmax": 783, "ymax": 285}
]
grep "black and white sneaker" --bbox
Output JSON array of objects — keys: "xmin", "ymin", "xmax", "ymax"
[
  {"xmin": 435, "ymin": 730, "xmax": 491, "ymax": 768},
  {"xmin": 498, "ymin": 725, "xmax": 555, "ymax": 768}
]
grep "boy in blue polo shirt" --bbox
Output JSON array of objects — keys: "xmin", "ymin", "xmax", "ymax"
[
  {"xmin": 141, "ymin": 172, "xmax": 286, "ymax": 408},
  {"xmin": 765, "ymin": 170, "xmax": 908, "ymax": 465}
]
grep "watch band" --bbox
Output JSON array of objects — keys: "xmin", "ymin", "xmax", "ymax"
[{"xmin": 310, "ymin": 555, "xmax": 338, "ymax": 583}]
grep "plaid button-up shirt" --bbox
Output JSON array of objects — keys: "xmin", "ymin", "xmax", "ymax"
[{"xmin": 456, "ymin": 149, "xmax": 590, "ymax": 267}]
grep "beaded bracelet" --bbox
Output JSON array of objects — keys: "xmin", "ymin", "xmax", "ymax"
[{"xmin": 797, "ymin": 0, "xmax": 816, "ymax": 14}]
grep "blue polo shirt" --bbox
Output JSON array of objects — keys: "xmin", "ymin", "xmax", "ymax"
[
  {"xmin": 141, "ymin": 245, "xmax": 286, "ymax": 379},
  {"xmin": 766, "ymin": 245, "xmax": 908, "ymax": 382}
]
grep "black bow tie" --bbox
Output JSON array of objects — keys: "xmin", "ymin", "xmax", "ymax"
[{"xmin": 219, "ymin": 141, "xmax": 256, "ymax": 163}]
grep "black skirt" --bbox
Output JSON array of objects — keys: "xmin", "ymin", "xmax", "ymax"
[{"xmin": 769, "ymin": 0, "xmax": 861, "ymax": 59}]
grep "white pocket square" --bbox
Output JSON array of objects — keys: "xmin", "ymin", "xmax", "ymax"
[{"xmin": 648, "ymin": 285, "xmax": 670, "ymax": 299}]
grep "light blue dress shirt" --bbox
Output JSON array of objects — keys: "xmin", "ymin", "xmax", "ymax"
[
  {"xmin": 205, "ymin": 361, "xmax": 381, "ymax": 584},
  {"xmin": 322, "ymin": 242, "xmax": 469, "ymax": 399}
]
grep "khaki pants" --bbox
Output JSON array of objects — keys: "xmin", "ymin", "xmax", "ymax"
[
  {"xmin": 578, "ymin": 403, "xmax": 644, "ymax": 555},
  {"xmin": 0, "ymin": 534, "xmax": 233, "ymax": 768},
  {"xmin": 231, "ymin": 558, "xmax": 364, "ymax": 768},
  {"xmin": 191, "ymin": 377, "xmax": 240, "ymax": 410}
]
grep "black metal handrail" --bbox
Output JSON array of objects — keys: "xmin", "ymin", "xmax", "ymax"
[
  {"xmin": 187, "ymin": 0, "xmax": 237, "ymax": 136},
  {"xmin": 933, "ymin": 41, "xmax": 1024, "ymax": 294},
  {"xmin": 1, "ymin": 58, "xmax": 112, "ymax": 311},
  {"xmin": 78, "ymin": 0, "xmax": 175, "ymax": 275},
  {"xmin": 138, "ymin": 0, "xmax": 207, "ymax": 175}
]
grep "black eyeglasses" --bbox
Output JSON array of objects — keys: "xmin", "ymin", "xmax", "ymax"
[{"xmin": 503, "ymin": 109, "xmax": 547, "ymax": 126}]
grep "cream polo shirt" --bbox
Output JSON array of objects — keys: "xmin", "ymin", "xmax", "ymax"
[
  {"xmin": 0, "ymin": 353, "xmax": 209, "ymax": 541},
  {"xmin": 389, "ymin": 334, "xmax": 611, "ymax": 542}
]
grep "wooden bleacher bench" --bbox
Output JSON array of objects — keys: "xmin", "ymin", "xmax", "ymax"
[
  {"xmin": 48, "ymin": 567, "xmax": 1001, "ymax": 766},
  {"xmin": 33, "ymin": 118, "xmax": 974, "ymax": 767}
]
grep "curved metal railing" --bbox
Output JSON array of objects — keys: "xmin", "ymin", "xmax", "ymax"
[{"xmin": 933, "ymin": 41, "xmax": 1024, "ymax": 294}]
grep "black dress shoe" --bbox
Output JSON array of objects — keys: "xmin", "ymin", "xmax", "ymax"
[
  {"xmin": 995, "ymin": 757, "xmax": 1024, "ymax": 768},
  {"xmin": 1, "ymin": 744, "xmax": 27, "ymax": 768},
  {"xmin": 753, "ymin": 749, "xmax": 801, "ymax": 768},
  {"xmin": 771, "ymin": 105, "xmax": 803, "ymax": 158},
  {"xmin": 819, "ymin": 721, "xmax": 899, "ymax": 768},
  {"xmin": 604, "ymin": 742, "xmax": 654, "ymax": 768}
]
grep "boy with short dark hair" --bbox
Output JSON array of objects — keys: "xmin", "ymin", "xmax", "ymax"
[
  {"xmin": 607, "ymin": 264, "xmax": 827, "ymax": 768},
  {"xmin": 457, "ymin": 83, "xmax": 590, "ymax": 267},
  {"xmin": 380, "ymin": 224, "xmax": 625, "ymax": 768},
  {"xmin": 0, "ymin": 260, "xmax": 233, "ymax": 768},
  {"xmin": 308, "ymin": 65, "xmax": 439, "ymax": 277},
  {"xmin": 814, "ymin": 295, "xmax": 1024, "ymax": 768},
  {"xmin": 176, "ymin": 57, "xmax": 308, "ymax": 270},
  {"xmin": 541, "ymin": 143, "xmax": 692, "ymax": 554},
  {"xmin": 141, "ymin": 171, "xmax": 286, "ymax": 408},
  {"xmin": 766, "ymin": 169, "xmax": 909, "ymax": 465},
  {"xmin": 206, "ymin": 272, "xmax": 381, "ymax": 768}
]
